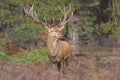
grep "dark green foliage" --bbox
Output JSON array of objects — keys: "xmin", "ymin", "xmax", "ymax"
[
  {"xmin": 95, "ymin": 22, "xmax": 120, "ymax": 39},
  {"xmin": 95, "ymin": 0, "xmax": 120, "ymax": 39},
  {"xmin": 71, "ymin": 5, "xmax": 96, "ymax": 36},
  {"xmin": 11, "ymin": 23, "xmax": 43, "ymax": 43},
  {"xmin": 0, "ymin": 0, "xmax": 21, "ymax": 24},
  {"xmin": 109, "ymin": 25, "xmax": 120, "ymax": 39},
  {"xmin": 95, "ymin": 22, "xmax": 112, "ymax": 35},
  {"xmin": 77, "ymin": 15, "xmax": 96, "ymax": 36},
  {"xmin": 80, "ymin": 0, "xmax": 98, "ymax": 4}
]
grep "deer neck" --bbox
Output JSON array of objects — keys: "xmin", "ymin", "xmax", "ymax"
[{"xmin": 47, "ymin": 36, "xmax": 60, "ymax": 56}]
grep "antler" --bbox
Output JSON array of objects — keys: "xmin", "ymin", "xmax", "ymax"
[
  {"xmin": 24, "ymin": 4, "xmax": 50, "ymax": 28},
  {"xmin": 58, "ymin": 4, "xmax": 73, "ymax": 27}
]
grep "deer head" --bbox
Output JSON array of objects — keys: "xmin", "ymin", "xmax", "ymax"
[{"xmin": 24, "ymin": 4, "xmax": 73, "ymax": 40}]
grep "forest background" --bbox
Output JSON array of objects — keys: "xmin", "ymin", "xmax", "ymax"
[{"xmin": 0, "ymin": 0, "xmax": 120, "ymax": 62}]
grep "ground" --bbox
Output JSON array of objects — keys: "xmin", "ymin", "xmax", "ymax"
[{"xmin": 0, "ymin": 55, "xmax": 120, "ymax": 80}]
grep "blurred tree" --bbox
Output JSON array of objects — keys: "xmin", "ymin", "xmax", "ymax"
[
  {"xmin": 94, "ymin": 0, "xmax": 120, "ymax": 47},
  {"xmin": 110, "ymin": 0, "xmax": 120, "ymax": 46}
]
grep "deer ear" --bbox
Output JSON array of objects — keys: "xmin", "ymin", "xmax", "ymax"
[{"xmin": 59, "ymin": 25, "xmax": 64, "ymax": 31}]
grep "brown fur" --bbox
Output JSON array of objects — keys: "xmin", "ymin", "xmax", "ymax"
[{"xmin": 47, "ymin": 27, "xmax": 72, "ymax": 71}]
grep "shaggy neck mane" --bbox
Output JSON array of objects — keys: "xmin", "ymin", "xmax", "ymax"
[{"xmin": 47, "ymin": 36, "xmax": 60, "ymax": 56}]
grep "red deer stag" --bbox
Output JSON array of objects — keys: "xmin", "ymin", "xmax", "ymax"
[{"xmin": 24, "ymin": 4, "xmax": 73, "ymax": 72}]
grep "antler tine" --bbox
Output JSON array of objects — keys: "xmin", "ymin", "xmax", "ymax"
[
  {"xmin": 58, "ymin": 6, "xmax": 64, "ymax": 14},
  {"xmin": 24, "ymin": 4, "xmax": 34, "ymax": 19},
  {"xmin": 68, "ymin": 4, "xmax": 72, "ymax": 14},
  {"xmin": 30, "ymin": 3, "xmax": 34, "ymax": 12},
  {"xmin": 44, "ymin": 17, "xmax": 51, "ymax": 27},
  {"xmin": 44, "ymin": 17, "xmax": 47, "ymax": 24},
  {"xmin": 63, "ymin": 5, "xmax": 66, "ymax": 12},
  {"xmin": 63, "ymin": 11, "xmax": 73, "ymax": 24},
  {"xmin": 24, "ymin": 4, "xmax": 49, "ymax": 28},
  {"xmin": 58, "ymin": 4, "xmax": 73, "ymax": 27}
]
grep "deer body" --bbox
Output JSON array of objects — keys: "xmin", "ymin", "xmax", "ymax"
[
  {"xmin": 47, "ymin": 27, "xmax": 72, "ymax": 62},
  {"xmin": 46, "ymin": 27, "xmax": 72, "ymax": 71},
  {"xmin": 47, "ymin": 39, "xmax": 72, "ymax": 63},
  {"xmin": 24, "ymin": 4, "xmax": 73, "ymax": 71}
]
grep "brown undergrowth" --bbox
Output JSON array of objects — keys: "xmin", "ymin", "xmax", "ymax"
[{"xmin": 0, "ymin": 54, "xmax": 120, "ymax": 80}]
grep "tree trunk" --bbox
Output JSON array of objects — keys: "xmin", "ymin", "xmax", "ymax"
[
  {"xmin": 67, "ymin": 16, "xmax": 79, "ymax": 55},
  {"xmin": 18, "ymin": 4, "xmax": 24, "ymax": 25},
  {"xmin": 68, "ymin": 28, "xmax": 79, "ymax": 55}
]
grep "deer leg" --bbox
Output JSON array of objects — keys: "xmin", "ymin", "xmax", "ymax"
[
  {"xmin": 62, "ymin": 58, "xmax": 65, "ymax": 69},
  {"xmin": 57, "ymin": 58, "xmax": 64, "ymax": 72},
  {"xmin": 65, "ymin": 57, "xmax": 69, "ymax": 67},
  {"xmin": 61, "ymin": 57, "xmax": 69, "ymax": 73},
  {"xmin": 57, "ymin": 62, "xmax": 61, "ymax": 72}
]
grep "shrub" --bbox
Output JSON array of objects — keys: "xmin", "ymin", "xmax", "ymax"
[
  {"xmin": 10, "ymin": 47, "xmax": 48, "ymax": 63},
  {"xmin": 11, "ymin": 23, "xmax": 43, "ymax": 43},
  {"xmin": 0, "ymin": 52, "xmax": 9, "ymax": 60}
]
